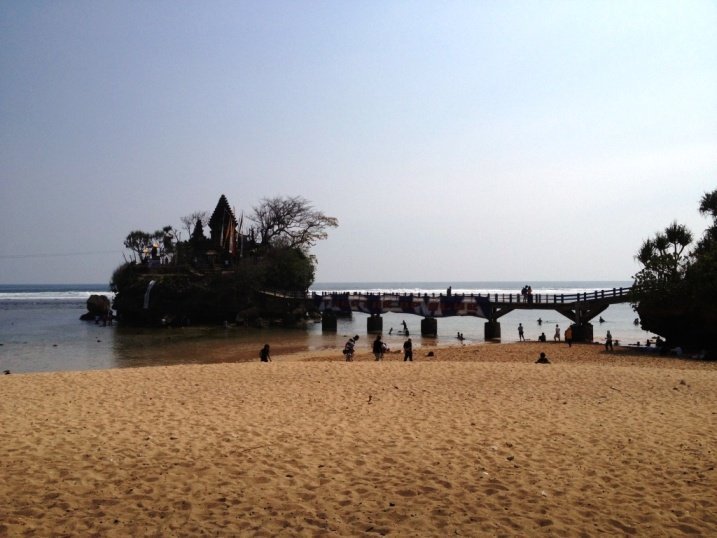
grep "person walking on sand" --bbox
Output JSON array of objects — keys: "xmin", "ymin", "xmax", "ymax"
[
  {"xmin": 554, "ymin": 324, "xmax": 560, "ymax": 342},
  {"xmin": 565, "ymin": 325, "xmax": 573, "ymax": 347},
  {"xmin": 260, "ymin": 344, "xmax": 271, "ymax": 362},
  {"xmin": 343, "ymin": 335, "xmax": 358, "ymax": 361},
  {"xmin": 605, "ymin": 330, "xmax": 613, "ymax": 351},
  {"xmin": 518, "ymin": 323, "xmax": 525, "ymax": 341},
  {"xmin": 403, "ymin": 338, "xmax": 413, "ymax": 362},
  {"xmin": 373, "ymin": 335, "xmax": 384, "ymax": 361}
]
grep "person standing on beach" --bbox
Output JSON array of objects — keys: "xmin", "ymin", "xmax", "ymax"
[
  {"xmin": 518, "ymin": 323, "xmax": 525, "ymax": 341},
  {"xmin": 403, "ymin": 338, "xmax": 413, "ymax": 361},
  {"xmin": 605, "ymin": 330, "xmax": 613, "ymax": 351},
  {"xmin": 554, "ymin": 324, "xmax": 560, "ymax": 342},
  {"xmin": 260, "ymin": 344, "xmax": 271, "ymax": 362},
  {"xmin": 565, "ymin": 325, "xmax": 573, "ymax": 347},
  {"xmin": 373, "ymin": 335, "xmax": 384, "ymax": 361}
]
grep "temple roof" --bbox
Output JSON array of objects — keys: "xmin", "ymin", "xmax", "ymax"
[{"xmin": 208, "ymin": 194, "xmax": 237, "ymax": 233}]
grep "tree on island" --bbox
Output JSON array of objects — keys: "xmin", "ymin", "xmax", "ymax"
[
  {"xmin": 631, "ymin": 188, "xmax": 717, "ymax": 355},
  {"xmin": 123, "ymin": 227, "xmax": 176, "ymax": 262},
  {"xmin": 248, "ymin": 195, "xmax": 338, "ymax": 251}
]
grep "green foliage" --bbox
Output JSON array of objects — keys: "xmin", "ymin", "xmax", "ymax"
[
  {"xmin": 259, "ymin": 247, "xmax": 316, "ymax": 292},
  {"xmin": 632, "ymin": 188, "xmax": 717, "ymax": 352},
  {"xmin": 110, "ymin": 262, "xmax": 137, "ymax": 292}
]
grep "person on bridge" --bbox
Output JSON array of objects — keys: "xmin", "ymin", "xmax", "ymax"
[
  {"xmin": 554, "ymin": 324, "xmax": 561, "ymax": 342},
  {"xmin": 518, "ymin": 323, "xmax": 525, "ymax": 341}
]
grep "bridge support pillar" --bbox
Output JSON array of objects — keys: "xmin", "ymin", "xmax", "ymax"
[
  {"xmin": 321, "ymin": 312, "xmax": 337, "ymax": 332},
  {"xmin": 421, "ymin": 317, "xmax": 437, "ymax": 337},
  {"xmin": 572, "ymin": 322, "xmax": 593, "ymax": 343},
  {"xmin": 484, "ymin": 321, "xmax": 501, "ymax": 341},
  {"xmin": 367, "ymin": 315, "xmax": 383, "ymax": 334}
]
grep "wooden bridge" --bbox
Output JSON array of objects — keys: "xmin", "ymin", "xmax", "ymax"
[{"xmin": 311, "ymin": 287, "xmax": 633, "ymax": 341}]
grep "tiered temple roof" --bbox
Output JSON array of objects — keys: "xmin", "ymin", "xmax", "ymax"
[{"xmin": 208, "ymin": 194, "xmax": 238, "ymax": 255}]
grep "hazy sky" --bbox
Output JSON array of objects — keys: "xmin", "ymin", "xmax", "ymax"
[{"xmin": 1, "ymin": 1, "xmax": 715, "ymax": 285}]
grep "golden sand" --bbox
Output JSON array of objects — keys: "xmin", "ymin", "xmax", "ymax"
[{"xmin": 1, "ymin": 343, "xmax": 715, "ymax": 536}]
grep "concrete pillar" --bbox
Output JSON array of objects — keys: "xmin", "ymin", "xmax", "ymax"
[
  {"xmin": 421, "ymin": 317, "xmax": 437, "ymax": 337},
  {"xmin": 484, "ymin": 320, "xmax": 501, "ymax": 341},
  {"xmin": 321, "ymin": 312, "xmax": 337, "ymax": 332},
  {"xmin": 367, "ymin": 315, "xmax": 383, "ymax": 334},
  {"xmin": 572, "ymin": 322, "xmax": 593, "ymax": 343}
]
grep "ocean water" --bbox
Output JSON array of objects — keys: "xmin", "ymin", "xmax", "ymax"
[{"xmin": 0, "ymin": 282, "xmax": 655, "ymax": 373}]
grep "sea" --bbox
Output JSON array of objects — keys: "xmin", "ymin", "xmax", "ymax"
[{"xmin": 0, "ymin": 281, "xmax": 655, "ymax": 374}]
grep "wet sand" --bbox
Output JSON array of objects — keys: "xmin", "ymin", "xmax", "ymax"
[{"xmin": 1, "ymin": 342, "xmax": 716, "ymax": 536}]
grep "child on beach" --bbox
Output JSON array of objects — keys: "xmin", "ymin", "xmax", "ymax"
[{"xmin": 260, "ymin": 344, "xmax": 271, "ymax": 362}]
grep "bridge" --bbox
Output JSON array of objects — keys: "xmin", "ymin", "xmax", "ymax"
[{"xmin": 311, "ymin": 287, "xmax": 633, "ymax": 342}]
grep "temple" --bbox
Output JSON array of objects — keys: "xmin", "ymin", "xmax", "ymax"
[{"xmin": 208, "ymin": 194, "xmax": 239, "ymax": 257}]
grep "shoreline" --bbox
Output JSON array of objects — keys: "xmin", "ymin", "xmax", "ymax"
[{"xmin": 2, "ymin": 343, "xmax": 715, "ymax": 536}]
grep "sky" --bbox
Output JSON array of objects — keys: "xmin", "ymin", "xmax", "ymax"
[{"xmin": 1, "ymin": 1, "xmax": 715, "ymax": 285}]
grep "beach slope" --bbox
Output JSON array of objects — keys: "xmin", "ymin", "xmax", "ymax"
[{"xmin": 1, "ymin": 343, "xmax": 716, "ymax": 536}]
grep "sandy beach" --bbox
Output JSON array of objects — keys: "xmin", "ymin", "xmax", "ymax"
[{"xmin": 1, "ymin": 342, "xmax": 716, "ymax": 536}]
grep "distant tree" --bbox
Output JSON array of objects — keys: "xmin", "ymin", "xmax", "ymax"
[
  {"xmin": 631, "ymin": 188, "xmax": 717, "ymax": 354},
  {"xmin": 124, "ymin": 226, "xmax": 176, "ymax": 262},
  {"xmin": 633, "ymin": 221, "xmax": 693, "ymax": 288},
  {"xmin": 248, "ymin": 196, "xmax": 338, "ymax": 251},
  {"xmin": 123, "ymin": 230, "xmax": 152, "ymax": 262},
  {"xmin": 180, "ymin": 210, "xmax": 209, "ymax": 238}
]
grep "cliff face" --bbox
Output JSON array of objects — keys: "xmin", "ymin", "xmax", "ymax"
[
  {"xmin": 636, "ymin": 296, "xmax": 717, "ymax": 356},
  {"xmin": 111, "ymin": 264, "xmax": 310, "ymax": 327}
]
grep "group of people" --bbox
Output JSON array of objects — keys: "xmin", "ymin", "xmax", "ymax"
[
  {"xmin": 518, "ymin": 323, "xmax": 614, "ymax": 350},
  {"xmin": 342, "ymin": 334, "xmax": 414, "ymax": 361},
  {"xmin": 388, "ymin": 320, "xmax": 410, "ymax": 336},
  {"xmin": 260, "ymin": 321, "xmax": 619, "ymax": 363},
  {"xmin": 520, "ymin": 285, "xmax": 534, "ymax": 304}
]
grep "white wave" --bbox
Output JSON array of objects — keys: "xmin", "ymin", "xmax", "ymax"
[{"xmin": 0, "ymin": 290, "xmax": 113, "ymax": 301}]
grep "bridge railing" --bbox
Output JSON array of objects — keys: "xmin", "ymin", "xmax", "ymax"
[
  {"xmin": 311, "ymin": 287, "xmax": 632, "ymax": 304},
  {"xmin": 490, "ymin": 286, "xmax": 632, "ymax": 304}
]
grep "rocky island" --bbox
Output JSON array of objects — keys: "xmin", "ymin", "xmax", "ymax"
[{"xmin": 110, "ymin": 194, "xmax": 337, "ymax": 327}]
